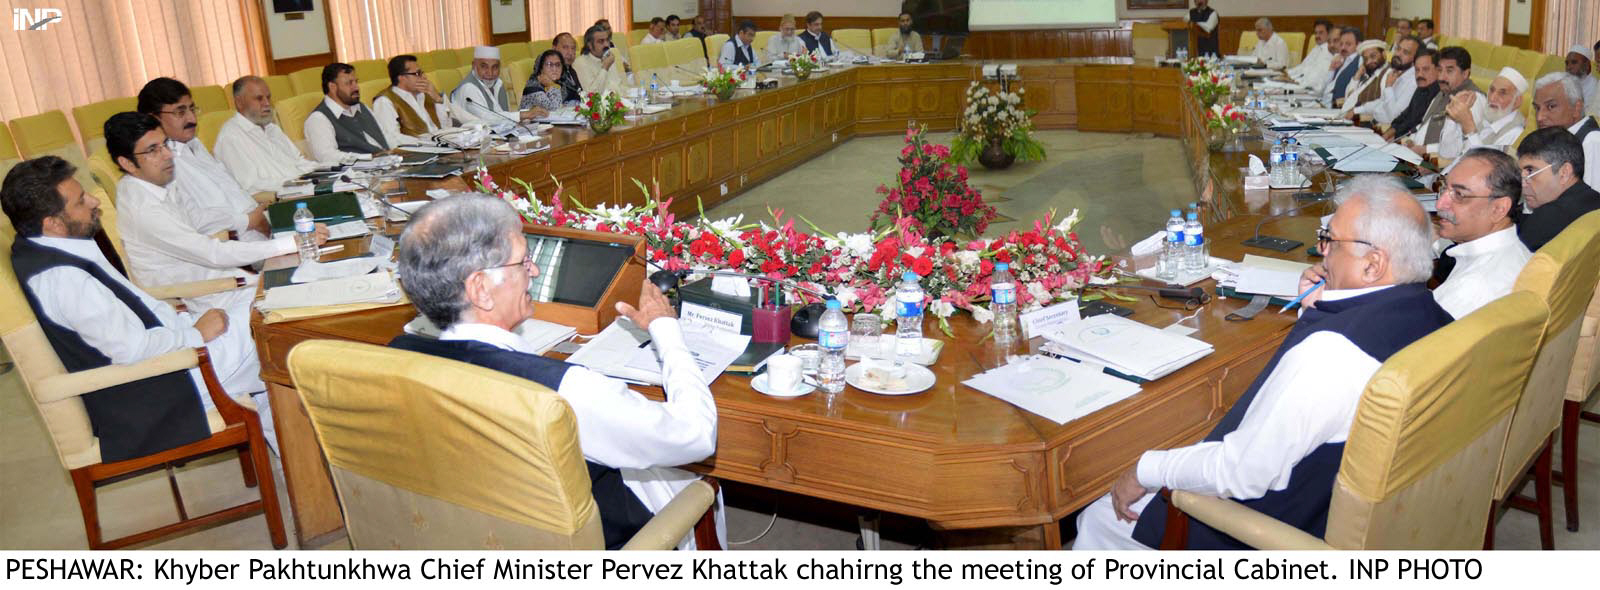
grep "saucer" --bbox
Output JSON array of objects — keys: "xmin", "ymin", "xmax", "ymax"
[{"xmin": 752, "ymin": 373, "xmax": 815, "ymax": 397}]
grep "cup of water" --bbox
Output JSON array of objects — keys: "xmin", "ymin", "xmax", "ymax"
[{"xmin": 851, "ymin": 314, "xmax": 882, "ymax": 359}]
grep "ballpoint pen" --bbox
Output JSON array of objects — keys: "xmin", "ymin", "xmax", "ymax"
[{"xmin": 1278, "ymin": 279, "xmax": 1325, "ymax": 314}]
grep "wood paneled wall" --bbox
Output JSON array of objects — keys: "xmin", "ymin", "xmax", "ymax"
[
  {"xmin": 966, "ymin": 15, "xmax": 1369, "ymax": 61},
  {"xmin": 733, "ymin": 15, "xmax": 899, "ymax": 31},
  {"xmin": 1212, "ymin": 15, "xmax": 1368, "ymax": 56}
]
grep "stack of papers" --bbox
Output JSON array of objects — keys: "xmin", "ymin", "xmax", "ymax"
[
  {"xmin": 1041, "ymin": 314, "xmax": 1214, "ymax": 381},
  {"xmin": 1216, "ymin": 254, "xmax": 1311, "ymax": 297},
  {"xmin": 258, "ymin": 271, "xmax": 403, "ymax": 311},
  {"xmin": 566, "ymin": 319, "xmax": 749, "ymax": 385},
  {"xmin": 403, "ymin": 315, "xmax": 577, "ymax": 356},
  {"xmin": 1224, "ymin": 55, "xmax": 1261, "ymax": 65},
  {"xmin": 288, "ymin": 255, "xmax": 380, "ymax": 284},
  {"xmin": 963, "ymin": 356, "xmax": 1142, "ymax": 425},
  {"xmin": 272, "ymin": 219, "xmax": 369, "ymax": 241}
]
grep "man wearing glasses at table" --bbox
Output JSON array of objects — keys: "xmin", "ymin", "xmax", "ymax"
[
  {"xmin": 1516, "ymin": 127, "xmax": 1600, "ymax": 252},
  {"xmin": 1427, "ymin": 148, "xmax": 1531, "ymax": 319}
]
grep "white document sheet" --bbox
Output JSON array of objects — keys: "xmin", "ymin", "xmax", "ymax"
[
  {"xmin": 568, "ymin": 319, "xmax": 749, "ymax": 385},
  {"xmin": 289, "ymin": 255, "xmax": 379, "ymax": 284},
  {"xmin": 258, "ymin": 271, "xmax": 403, "ymax": 310},
  {"xmin": 1233, "ymin": 254, "xmax": 1312, "ymax": 297},
  {"xmin": 1042, "ymin": 314, "xmax": 1214, "ymax": 381},
  {"xmin": 963, "ymin": 356, "xmax": 1142, "ymax": 425}
]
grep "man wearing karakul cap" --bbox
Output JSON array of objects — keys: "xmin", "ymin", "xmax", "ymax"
[{"xmin": 450, "ymin": 45, "xmax": 537, "ymax": 125}]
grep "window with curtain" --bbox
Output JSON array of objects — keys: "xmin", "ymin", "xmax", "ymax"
[
  {"xmin": 530, "ymin": 0, "xmax": 629, "ymax": 42},
  {"xmin": 1439, "ymin": 0, "xmax": 1505, "ymax": 45},
  {"xmin": 326, "ymin": 0, "xmax": 487, "ymax": 62},
  {"xmin": 1545, "ymin": 0, "xmax": 1600, "ymax": 55},
  {"xmin": 0, "ymin": 0, "xmax": 267, "ymax": 124}
]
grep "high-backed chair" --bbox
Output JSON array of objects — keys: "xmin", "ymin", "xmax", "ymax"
[
  {"xmin": 274, "ymin": 93, "xmax": 322, "ymax": 149},
  {"xmin": 195, "ymin": 110, "xmax": 233, "ymax": 151},
  {"xmin": 351, "ymin": 59, "xmax": 386, "ymax": 84},
  {"xmin": 627, "ymin": 29, "xmax": 650, "ymax": 48},
  {"xmin": 630, "ymin": 43, "xmax": 670, "ymax": 83},
  {"xmin": 704, "ymin": 34, "xmax": 729, "ymax": 62},
  {"xmin": 428, "ymin": 48, "xmax": 460, "ymax": 71},
  {"xmin": 666, "ymin": 37, "xmax": 708, "ymax": 73},
  {"xmin": 870, "ymin": 28, "xmax": 898, "ymax": 57},
  {"xmin": 1166, "ymin": 292, "xmax": 1548, "ymax": 549},
  {"xmin": 530, "ymin": 38, "xmax": 552, "ymax": 57},
  {"xmin": 1513, "ymin": 49, "xmax": 1548, "ymax": 86},
  {"xmin": 1279, "ymin": 32, "xmax": 1306, "ymax": 66},
  {"xmin": 263, "ymin": 75, "xmax": 295, "ymax": 102},
  {"xmin": 288, "ymin": 66, "xmax": 323, "ymax": 96},
  {"xmin": 1563, "ymin": 242, "xmax": 1600, "ymax": 533},
  {"xmin": 497, "ymin": 42, "xmax": 532, "ymax": 65},
  {"xmin": 414, "ymin": 52, "xmax": 436, "ymax": 72},
  {"xmin": 9, "ymin": 110, "xmax": 97, "ymax": 193},
  {"xmin": 503, "ymin": 59, "xmax": 534, "ymax": 97},
  {"xmin": 1237, "ymin": 31, "xmax": 1259, "ymax": 55},
  {"xmin": 0, "ymin": 122, "xmax": 21, "ymax": 179},
  {"xmin": 426, "ymin": 68, "xmax": 463, "ymax": 100},
  {"xmin": 189, "ymin": 84, "xmax": 230, "ymax": 114},
  {"xmin": 0, "ymin": 225, "xmax": 285, "ymax": 550},
  {"xmin": 286, "ymin": 340, "xmax": 719, "ymax": 550},
  {"xmin": 1131, "ymin": 22, "xmax": 1167, "ymax": 61},
  {"xmin": 70, "ymin": 97, "xmax": 136, "ymax": 156},
  {"xmin": 834, "ymin": 29, "xmax": 872, "ymax": 56},
  {"xmin": 86, "ymin": 147, "xmax": 120, "ymax": 206},
  {"xmin": 357, "ymin": 79, "xmax": 386, "ymax": 107},
  {"xmin": 1539, "ymin": 54, "xmax": 1567, "ymax": 78},
  {"xmin": 456, "ymin": 47, "xmax": 476, "ymax": 68},
  {"xmin": 1487, "ymin": 210, "xmax": 1600, "ymax": 549},
  {"xmin": 1489, "ymin": 45, "xmax": 1518, "ymax": 71},
  {"xmin": 753, "ymin": 31, "xmax": 776, "ymax": 57}
]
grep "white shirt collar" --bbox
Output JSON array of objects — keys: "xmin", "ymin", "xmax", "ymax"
[
  {"xmin": 323, "ymin": 95, "xmax": 359, "ymax": 117},
  {"xmin": 1319, "ymin": 284, "xmax": 1393, "ymax": 303},
  {"xmin": 121, "ymin": 173, "xmax": 172, "ymax": 200},
  {"xmin": 1569, "ymin": 118, "xmax": 1589, "ymax": 134},
  {"xmin": 29, "ymin": 235, "xmax": 108, "ymax": 265},
  {"xmin": 1448, "ymin": 225, "xmax": 1521, "ymax": 258},
  {"xmin": 229, "ymin": 110, "xmax": 267, "ymax": 133},
  {"xmin": 439, "ymin": 322, "xmax": 536, "ymax": 355}
]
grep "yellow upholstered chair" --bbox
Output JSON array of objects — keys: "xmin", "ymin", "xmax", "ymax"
[
  {"xmin": 0, "ymin": 122, "xmax": 21, "ymax": 179},
  {"xmin": 0, "ymin": 224, "xmax": 284, "ymax": 549},
  {"xmin": 1131, "ymin": 22, "xmax": 1167, "ymax": 61},
  {"xmin": 289, "ymin": 66, "xmax": 324, "ymax": 96},
  {"xmin": 704, "ymin": 34, "xmax": 729, "ymax": 62},
  {"xmin": 1168, "ymin": 291, "xmax": 1548, "ymax": 549},
  {"xmin": 1237, "ymin": 31, "xmax": 1259, "ymax": 55},
  {"xmin": 195, "ymin": 110, "xmax": 233, "ymax": 152},
  {"xmin": 870, "ymin": 28, "xmax": 898, "ymax": 57},
  {"xmin": 1279, "ymin": 32, "xmax": 1306, "ymax": 67},
  {"xmin": 189, "ymin": 84, "xmax": 230, "ymax": 114},
  {"xmin": 1514, "ymin": 49, "xmax": 1548, "ymax": 86},
  {"xmin": 630, "ymin": 43, "xmax": 669, "ymax": 84},
  {"xmin": 70, "ymin": 97, "xmax": 136, "ymax": 157},
  {"xmin": 358, "ymin": 79, "xmax": 386, "ymax": 107},
  {"xmin": 351, "ymin": 59, "xmax": 385, "ymax": 84},
  {"xmin": 263, "ymin": 75, "xmax": 294, "ymax": 102},
  {"xmin": 1489, "ymin": 45, "xmax": 1518, "ymax": 71},
  {"xmin": 456, "ymin": 47, "xmax": 476, "ymax": 68},
  {"xmin": 9, "ymin": 110, "xmax": 97, "ymax": 194},
  {"xmin": 286, "ymin": 340, "xmax": 719, "ymax": 550},
  {"xmin": 274, "ymin": 93, "xmax": 322, "ymax": 149},
  {"xmin": 1557, "ymin": 212, "xmax": 1600, "ymax": 532},
  {"xmin": 666, "ymin": 37, "xmax": 708, "ymax": 72},
  {"xmin": 85, "ymin": 147, "xmax": 120, "ymax": 205},
  {"xmin": 627, "ymin": 29, "xmax": 650, "ymax": 48},
  {"xmin": 414, "ymin": 52, "xmax": 436, "ymax": 72},
  {"xmin": 530, "ymin": 38, "xmax": 552, "ymax": 57},
  {"xmin": 426, "ymin": 68, "xmax": 463, "ymax": 100},
  {"xmin": 503, "ymin": 59, "xmax": 534, "ymax": 98},
  {"xmin": 834, "ymin": 28, "xmax": 872, "ymax": 56},
  {"xmin": 428, "ymin": 48, "xmax": 460, "ymax": 71},
  {"xmin": 1487, "ymin": 210, "xmax": 1600, "ymax": 549},
  {"xmin": 497, "ymin": 41, "xmax": 532, "ymax": 64},
  {"xmin": 1539, "ymin": 54, "xmax": 1567, "ymax": 78},
  {"xmin": 753, "ymin": 31, "xmax": 776, "ymax": 57}
]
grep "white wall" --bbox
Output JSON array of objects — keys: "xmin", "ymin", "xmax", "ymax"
[
  {"xmin": 634, "ymin": 0, "xmax": 698, "ymax": 21},
  {"xmin": 732, "ymin": 0, "xmax": 900, "ymax": 17},
  {"xmin": 1118, "ymin": 0, "xmax": 1370, "ymax": 19},
  {"xmin": 491, "ymin": 0, "xmax": 526, "ymax": 35},
  {"xmin": 263, "ymin": 0, "xmax": 330, "ymax": 59},
  {"xmin": 1507, "ymin": 0, "xmax": 1531, "ymax": 35},
  {"xmin": 1391, "ymin": 0, "xmax": 1433, "ymax": 19}
]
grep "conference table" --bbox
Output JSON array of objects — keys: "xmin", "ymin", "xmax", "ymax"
[{"xmin": 252, "ymin": 57, "xmax": 1332, "ymax": 549}]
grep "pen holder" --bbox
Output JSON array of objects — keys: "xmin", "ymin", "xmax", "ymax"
[{"xmin": 752, "ymin": 306, "xmax": 792, "ymax": 343}]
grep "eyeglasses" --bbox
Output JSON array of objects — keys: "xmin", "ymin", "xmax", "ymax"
[
  {"xmin": 158, "ymin": 105, "xmax": 201, "ymax": 117},
  {"xmin": 1521, "ymin": 163, "xmax": 1553, "ymax": 183},
  {"xmin": 132, "ymin": 142, "xmax": 171, "ymax": 159},
  {"xmin": 482, "ymin": 253, "xmax": 534, "ymax": 274},
  {"xmin": 1316, "ymin": 226, "xmax": 1375, "ymax": 252},
  {"xmin": 399, "ymin": 70, "xmax": 425, "ymax": 78},
  {"xmin": 1438, "ymin": 184, "xmax": 1504, "ymax": 202}
]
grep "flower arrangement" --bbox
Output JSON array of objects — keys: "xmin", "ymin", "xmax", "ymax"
[
  {"xmin": 1185, "ymin": 68, "xmax": 1232, "ymax": 107},
  {"xmin": 1179, "ymin": 57, "xmax": 1214, "ymax": 78},
  {"xmin": 871, "ymin": 125, "xmax": 995, "ymax": 239},
  {"xmin": 1204, "ymin": 103, "xmax": 1249, "ymax": 150},
  {"xmin": 787, "ymin": 52, "xmax": 821, "ymax": 80},
  {"xmin": 949, "ymin": 82, "xmax": 1046, "ymax": 168},
  {"xmin": 469, "ymin": 170, "xmax": 1109, "ymax": 334},
  {"xmin": 702, "ymin": 65, "xmax": 748, "ymax": 100},
  {"xmin": 576, "ymin": 91, "xmax": 626, "ymax": 134}
]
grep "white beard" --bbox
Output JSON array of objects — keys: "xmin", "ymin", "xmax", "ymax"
[{"xmin": 1486, "ymin": 104, "xmax": 1512, "ymax": 122}]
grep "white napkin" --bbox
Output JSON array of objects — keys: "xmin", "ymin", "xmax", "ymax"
[
  {"xmin": 1131, "ymin": 231, "xmax": 1166, "ymax": 257},
  {"xmin": 1248, "ymin": 154, "xmax": 1268, "ymax": 176}
]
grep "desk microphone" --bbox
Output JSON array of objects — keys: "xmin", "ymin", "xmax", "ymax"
[
  {"xmin": 648, "ymin": 267, "xmax": 833, "ymax": 338},
  {"xmin": 464, "ymin": 97, "xmax": 525, "ymax": 134},
  {"xmin": 1241, "ymin": 199, "xmax": 1327, "ymax": 252}
]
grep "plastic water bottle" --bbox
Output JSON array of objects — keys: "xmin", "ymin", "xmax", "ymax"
[
  {"xmin": 1285, "ymin": 138, "xmax": 1303, "ymax": 186},
  {"xmin": 649, "ymin": 73, "xmax": 662, "ymax": 102},
  {"xmin": 1159, "ymin": 209, "xmax": 1185, "ymax": 280},
  {"xmin": 1183, "ymin": 211, "xmax": 1207, "ymax": 271},
  {"xmin": 990, "ymin": 263, "xmax": 1019, "ymax": 342},
  {"xmin": 293, "ymin": 202, "xmax": 318, "ymax": 264},
  {"xmin": 894, "ymin": 271, "xmax": 925, "ymax": 367},
  {"xmin": 1269, "ymin": 139, "xmax": 1285, "ymax": 185},
  {"xmin": 817, "ymin": 299, "xmax": 848, "ymax": 394}
]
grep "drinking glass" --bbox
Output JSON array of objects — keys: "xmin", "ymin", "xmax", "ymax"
[{"xmin": 851, "ymin": 314, "xmax": 882, "ymax": 359}]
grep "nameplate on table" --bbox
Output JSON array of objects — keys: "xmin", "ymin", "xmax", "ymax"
[
  {"xmin": 1019, "ymin": 299, "xmax": 1081, "ymax": 339},
  {"xmin": 681, "ymin": 302, "xmax": 743, "ymax": 335}
]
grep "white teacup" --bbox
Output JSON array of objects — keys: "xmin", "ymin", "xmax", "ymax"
[{"xmin": 766, "ymin": 354, "xmax": 803, "ymax": 393}]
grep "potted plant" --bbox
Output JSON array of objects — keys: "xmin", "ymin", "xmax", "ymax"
[
  {"xmin": 702, "ymin": 65, "xmax": 747, "ymax": 101},
  {"xmin": 576, "ymin": 91, "xmax": 626, "ymax": 134},
  {"xmin": 787, "ymin": 52, "xmax": 821, "ymax": 81},
  {"xmin": 949, "ymin": 82, "xmax": 1046, "ymax": 170}
]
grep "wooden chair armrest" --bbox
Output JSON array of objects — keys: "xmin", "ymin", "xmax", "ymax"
[
  {"xmin": 142, "ymin": 277, "xmax": 247, "ymax": 301},
  {"xmin": 33, "ymin": 349, "xmax": 199, "ymax": 403},
  {"xmin": 252, "ymin": 191, "xmax": 278, "ymax": 205},
  {"xmin": 622, "ymin": 478, "xmax": 717, "ymax": 550},
  {"xmin": 1170, "ymin": 490, "xmax": 1332, "ymax": 550}
]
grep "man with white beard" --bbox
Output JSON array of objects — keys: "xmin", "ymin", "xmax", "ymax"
[{"xmin": 1440, "ymin": 67, "xmax": 1528, "ymax": 160}]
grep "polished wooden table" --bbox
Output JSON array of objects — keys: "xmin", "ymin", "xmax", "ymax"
[{"xmin": 253, "ymin": 58, "xmax": 1332, "ymax": 549}]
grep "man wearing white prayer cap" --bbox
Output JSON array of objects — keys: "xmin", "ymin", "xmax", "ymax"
[
  {"xmin": 451, "ymin": 45, "xmax": 536, "ymax": 125},
  {"xmin": 1567, "ymin": 44, "xmax": 1600, "ymax": 119},
  {"xmin": 1440, "ymin": 67, "xmax": 1529, "ymax": 169}
]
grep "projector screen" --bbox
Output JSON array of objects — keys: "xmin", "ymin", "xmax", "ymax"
[{"xmin": 968, "ymin": 0, "xmax": 1118, "ymax": 31}]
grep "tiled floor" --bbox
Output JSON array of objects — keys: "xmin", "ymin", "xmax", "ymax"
[{"xmin": 3, "ymin": 131, "xmax": 1597, "ymax": 550}]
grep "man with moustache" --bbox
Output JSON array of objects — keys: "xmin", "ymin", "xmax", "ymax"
[
  {"xmin": 1387, "ymin": 48, "xmax": 1443, "ymax": 139},
  {"xmin": 1516, "ymin": 127, "xmax": 1600, "ymax": 251},
  {"xmin": 1565, "ymin": 44, "xmax": 1598, "ymax": 109},
  {"xmin": 214, "ymin": 76, "xmax": 319, "ymax": 194},
  {"xmin": 1430, "ymin": 148, "xmax": 1531, "ymax": 318},
  {"xmin": 1340, "ymin": 39, "xmax": 1390, "ymax": 111},
  {"xmin": 1531, "ymin": 72, "xmax": 1600, "ymax": 188},
  {"xmin": 303, "ymin": 62, "xmax": 388, "ymax": 165},
  {"xmin": 551, "ymin": 32, "xmax": 584, "ymax": 102},
  {"xmin": 1441, "ymin": 68, "xmax": 1528, "ymax": 158},
  {"xmin": 1288, "ymin": 20, "xmax": 1336, "ymax": 90},
  {"xmin": 1390, "ymin": 19, "xmax": 1412, "ymax": 53},
  {"xmin": 1322, "ymin": 28, "xmax": 1364, "ymax": 107},
  {"xmin": 1185, "ymin": 0, "xmax": 1219, "ymax": 57},
  {"xmin": 1416, "ymin": 18, "xmax": 1438, "ymax": 49},
  {"xmin": 1351, "ymin": 36, "xmax": 1419, "ymax": 124},
  {"xmin": 136, "ymin": 77, "xmax": 272, "ymax": 238},
  {"xmin": 1403, "ymin": 46, "xmax": 1486, "ymax": 158}
]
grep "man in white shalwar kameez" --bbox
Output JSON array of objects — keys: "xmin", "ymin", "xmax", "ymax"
[{"xmin": 451, "ymin": 46, "xmax": 537, "ymax": 126}]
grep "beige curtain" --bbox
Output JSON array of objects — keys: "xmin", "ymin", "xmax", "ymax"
[
  {"xmin": 327, "ymin": 0, "xmax": 486, "ymax": 62},
  {"xmin": 529, "ymin": 0, "xmax": 629, "ymax": 42},
  {"xmin": 1439, "ymin": 0, "xmax": 1506, "ymax": 44},
  {"xmin": 1545, "ymin": 0, "xmax": 1600, "ymax": 55},
  {"xmin": 0, "ymin": 0, "xmax": 267, "ymax": 123}
]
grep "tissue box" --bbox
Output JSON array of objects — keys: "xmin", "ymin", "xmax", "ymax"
[{"xmin": 1241, "ymin": 168, "xmax": 1271, "ymax": 190}]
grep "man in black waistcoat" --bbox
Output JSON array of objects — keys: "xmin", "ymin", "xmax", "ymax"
[
  {"xmin": 1187, "ymin": 0, "xmax": 1220, "ymax": 57},
  {"xmin": 387, "ymin": 195, "xmax": 722, "ymax": 550},
  {"xmin": 1516, "ymin": 127, "xmax": 1600, "ymax": 251},
  {"xmin": 2, "ymin": 156, "xmax": 235, "ymax": 462},
  {"xmin": 1074, "ymin": 175, "xmax": 1453, "ymax": 549}
]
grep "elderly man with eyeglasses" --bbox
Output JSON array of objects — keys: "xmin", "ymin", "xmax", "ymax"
[
  {"xmin": 1074, "ymin": 175, "xmax": 1452, "ymax": 550},
  {"xmin": 1429, "ymin": 148, "xmax": 1531, "ymax": 319},
  {"xmin": 1517, "ymin": 127, "xmax": 1600, "ymax": 251}
]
